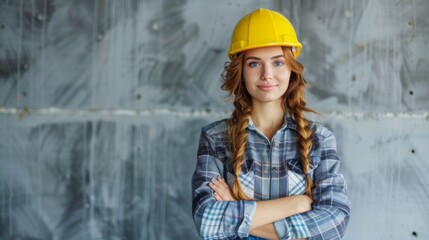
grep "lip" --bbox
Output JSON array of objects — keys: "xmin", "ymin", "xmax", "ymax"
[{"xmin": 257, "ymin": 85, "xmax": 277, "ymax": 91}]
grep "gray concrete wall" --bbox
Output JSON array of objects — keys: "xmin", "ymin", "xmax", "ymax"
[{"xmin": 0, "ymin": 0, "xmax": 428, "ymax": 239}]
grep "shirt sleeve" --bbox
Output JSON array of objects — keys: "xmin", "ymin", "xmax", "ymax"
[
  {"xmin": 274, "ymin": 130, "xmax": 351, "ymax": 240},
  {"xmin": 192, "ymin": 130, "xmax": 257, "ymax": 239}
]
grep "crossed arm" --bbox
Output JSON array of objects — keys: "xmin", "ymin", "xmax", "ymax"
[
  {"xmin": 193, "ymin": 129, "xmax": 350, "ymax": 239},
  {"xmin": 210, "ymin": 176, "xmax": 310, "ymax": 240}
]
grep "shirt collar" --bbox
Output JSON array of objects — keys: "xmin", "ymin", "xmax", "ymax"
[{"xmin": 247, "ymin": 114, "xmax": 297, "ymax": 131}]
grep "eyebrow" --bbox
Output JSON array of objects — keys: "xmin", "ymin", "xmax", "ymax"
[{"xmin": 245, "ymin": 54, "xmax": 285, "ymax": 61}]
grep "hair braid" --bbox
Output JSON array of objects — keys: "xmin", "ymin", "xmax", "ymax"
[
  {"xmin": 221, "ymin": 53, "xmax": 253, "ymax": 200},
  {"xmin": 229, "ymin": 108, "xmax": 253, "ymax": 200},
  {"xmin": 294, "ymin": 109, "xmax": 315, "ymax": 199},
  {"xmin": 282, "ymin": 47, "xmax": 316, "ymax": 200}
]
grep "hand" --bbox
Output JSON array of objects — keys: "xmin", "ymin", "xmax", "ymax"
[{"xmin": 209, "ymin": 176, "xmax": 236, "ymax": 201}]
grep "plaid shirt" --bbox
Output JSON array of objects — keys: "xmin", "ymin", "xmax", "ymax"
[{"xmin": 192, "ymin": 116, "xmax": 351, "ymax": 240}]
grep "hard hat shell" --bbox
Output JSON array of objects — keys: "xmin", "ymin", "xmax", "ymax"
[{"xmin": 228, "ymin": 8, "xmax": 302, "ymax": 60}]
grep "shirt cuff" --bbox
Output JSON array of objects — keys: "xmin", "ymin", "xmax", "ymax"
[
  {"xmin": 237, "ymin": 200, "xmax": 257, "ymax": 238},
  {"xmin": 274, "ymin": 218, "xmax": 291, "ymax": 239},
  {"xmin": 274, "ymin": 214, "xmax": 310, "ymax": 239}
]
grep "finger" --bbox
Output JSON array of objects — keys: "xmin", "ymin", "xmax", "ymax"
[
  {"xmin": 213, "ymin": 192, "xmax": 224, "ymax": 201},
  {"xmin": 210, "ymin": 180, "xmax": 232, "ymax": 200},
  {"xmin": 215, "ymin": 177, "xmax": 236, "ymax": 200},
  {"xmin": 210, "ymin": 178, "xmax": 225, "ymax": 192},
  {"xmin": 209, "ymin": 181, "xmax": 226, "ymax": 199},
  {"xmin": 212, "ymin": 177, "xmax": 237, "ymax": 201},
  {"xmin": 208, "ymin": 181, "xmax": 221, "ymax": 191},
  {"xmin": 217, "ymin": 176, "xmax": 230, "ymax": 188}
]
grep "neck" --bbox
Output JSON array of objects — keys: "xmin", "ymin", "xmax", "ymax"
[{"xmin": 251, "ymin": 100, "xmax": 286, "ymax": 139}]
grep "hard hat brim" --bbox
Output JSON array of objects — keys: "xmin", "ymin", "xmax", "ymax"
[{"xmin": 228, "ymin": 42, "xmax": 302, "ymax": 60}]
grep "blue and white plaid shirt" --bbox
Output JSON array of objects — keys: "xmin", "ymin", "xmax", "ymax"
[{"xmin": 192, "ymin": 116, "xmax": 350, "ymax": 239}]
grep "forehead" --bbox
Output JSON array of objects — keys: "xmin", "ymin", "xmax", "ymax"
[{"xmin": 244, "ymin": 46, "xmax": 284, "ymax": 59}]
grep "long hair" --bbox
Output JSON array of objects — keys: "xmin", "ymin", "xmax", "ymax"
[{"xmin": 221, "ymin": 47, "xmax": 316, "ymax": 200}]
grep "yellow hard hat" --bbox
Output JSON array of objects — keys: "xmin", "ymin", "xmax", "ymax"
[{"xmin": 228, "ymin": 8, "xmax": 302, "ymax": 60}]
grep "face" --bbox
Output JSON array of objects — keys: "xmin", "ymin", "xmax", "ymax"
[{"xmin": 242, "ymin": 46, "xmax": 291, "ymax": 106}]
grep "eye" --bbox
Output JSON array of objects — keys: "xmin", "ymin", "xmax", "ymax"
[
  {"xmin": 273, "ymin": 61, "xmax": 284, "ymax": 67},
  {"xmin": 248, "ymin": 62, "xmax": 259, "ymax": 68}
]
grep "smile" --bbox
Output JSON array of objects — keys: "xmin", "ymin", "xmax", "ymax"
[{"xmin": 257, "ymin": 85, "xmax": 277, "ymax": 91}]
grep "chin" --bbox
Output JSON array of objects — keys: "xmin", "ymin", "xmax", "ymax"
[{"xmin": 254, "ymin": 97, "xmax": 283, "ymax": 104}]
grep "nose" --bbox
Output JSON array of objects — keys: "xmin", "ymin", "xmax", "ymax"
[{"xmin": 261, "ymin": 65, "xmax": 273, "ymax": 81}]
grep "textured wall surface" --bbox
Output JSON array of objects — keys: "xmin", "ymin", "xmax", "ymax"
[{"xmin": 1, "ymin": 0, "xmax": 428, "ymax": 239}]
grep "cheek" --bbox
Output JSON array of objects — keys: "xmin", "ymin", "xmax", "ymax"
[
  {"xmin": 284, "ymin": 76, "xmax": 291, "ymax": 87},
  {"xmin": 242, "ymin": 69, "xmax": 252, "ymax": 83},
  {"xmin": 243, "ymin": 78, "xmax": 253, "ymax": 94},
  {"xmin": 280, "ymin": 72, "xmax": 291, "ymax": 86},
  {"xmin": 243, "ymin": 70, "xmax": 256, "ymax": 89}
]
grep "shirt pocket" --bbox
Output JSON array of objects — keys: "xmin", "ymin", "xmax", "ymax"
[
  {"xmin": 286, "ymin": 156, "xmax": 320, "ymax": 195},
  {"xmin": 226, "ymin": 171, "xmax": 255, "ymax": 199}
]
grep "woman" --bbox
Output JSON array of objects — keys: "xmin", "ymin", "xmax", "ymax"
[{"xmin": 192, "ymin": 8, "xmax": 350, "ymax": 239}]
